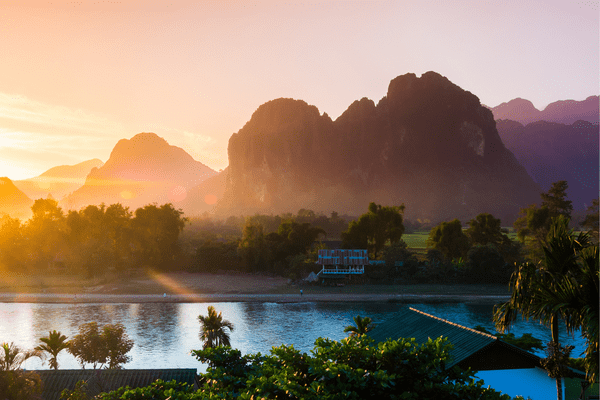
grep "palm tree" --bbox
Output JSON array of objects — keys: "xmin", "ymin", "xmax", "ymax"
[
  {"xmin": 0, "ymin": 342, "xmax": 43, "ymax": 371},
  {"xmin": 344, "ymin": 315, "xmax": 375, "ymax": 337},
  {"xmin": 536, "ymin": 245, "xmax": 599, "ymax": 383},
  {"xmin": 35, "ymin": 330, "xmax": 69, "ymax": 370},
  {"xmin": 198, "ymin": 306, "xmax": 235, "ymax": 349},
  {"xmin": 493, "ymin": 216, "xmax": 591, "ymax": 399}
]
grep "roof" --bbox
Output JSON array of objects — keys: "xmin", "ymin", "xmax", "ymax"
[
  {"xmin": 368, "ymin": 307, "xmax": 534, "ymax": 368},
  {"xmin": 36, "ymin": 368, "xmax": 198, "ymax": 400}
]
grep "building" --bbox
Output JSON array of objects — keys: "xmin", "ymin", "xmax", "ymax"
[
  {"xmin": 36, "ymin": 368, "xmax": 198, "ymax": 400},
  {"xmin": 367, "ymin": 307, "xmax": 596, "ymax": 400}
]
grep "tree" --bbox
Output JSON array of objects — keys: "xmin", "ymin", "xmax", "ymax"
[
  {"xmin": 535, "ymin": 244, "xmax": 599, "ymax": 383},
  {"xmin": 0, "ymin": 343, "xmax": 42, "ymax": 371},
  {"xmin": 68, "ymin": 322, "xmax": 134, "ymax": 370},
  {"xmin": 540, "ymin": 180, "xmax": 573, "ymax": 218},
  {"xmin": 427, "ymin": 219, "xmax": 470, "ymax": 261},
  {"xmin": 237, "ymin": 217, "xmax": 270, "ymax": 272},
  {"xmin": 102, "ymin": 324, "xmax": 134, "ymax": 369},
  {"xmin": 465, "ymin": 213, "xmax": 507, "ymax": 247},
  {"xmin": 186, "ymin": 335, "xmax": 513, "ymax": 400},
  {"xmin": 342, "ymin": 202, "xmax": 405, "ymax": 258},
  {"xmin": 35, "ymin": 330, "xmax": 69, "ymax": 370},
  {"xmin": 344, "ymin": 315, "xmax": 375, "ymax": 337},
  {"xmin": 198, "ymin": 306, "xmax": 235, "ymax": 349},
  {"xmin": 131, "ymin": 203, "xmax": 187, "ymax": 269},
  {"xmin": 580, "ymin": 198, "xmax": 599, "ymax": 243},
  {"xmin": 494, "ymin": 215, "xmax": 592, "ymax": 399},
  {"xmin": 0, "ymin": 370, "xmax": 43, "ymax": 400},
  {"xmin": 514, "ymin": 180, "xmax": 574, "ymax": 258}
]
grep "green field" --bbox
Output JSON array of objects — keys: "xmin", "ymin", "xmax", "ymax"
[{"xmin": 402, "ymin": 231, "xmax": 429, "ymax": 249}]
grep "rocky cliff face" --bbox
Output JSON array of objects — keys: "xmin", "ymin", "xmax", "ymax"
[
  {"xmin": 220, "ymin": 71, "xmax": 540, "ymax": 223},
  {"xmin": 63, "ymin": 132, "xmax": 216, "ymax": 212}
]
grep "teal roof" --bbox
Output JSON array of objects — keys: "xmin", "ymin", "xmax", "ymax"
[
  {"xmin": 36, "ymin": 368, "xmax": 198, "ymax": 400},
  {"xmin": 368, "ymin": 307, "xmax": 498, "ymax": 367}
]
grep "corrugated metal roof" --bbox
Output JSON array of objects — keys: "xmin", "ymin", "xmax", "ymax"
[
  {"xmin": 368, "ymin": 307, "xmax": 498, "ymax": 367},
  {"xmin": 36, "ymin": 368, "xmax": 197, "ymax": 400}
]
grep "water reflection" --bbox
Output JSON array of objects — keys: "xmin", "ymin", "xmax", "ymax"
[{"xmin": 0, "ymin": 301, "xmax": 586, "ymax": 371}]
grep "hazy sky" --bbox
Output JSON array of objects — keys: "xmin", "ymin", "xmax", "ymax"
[{"xmin": 0, "ymin": 0, "xmax": 598, "ymax": 180}]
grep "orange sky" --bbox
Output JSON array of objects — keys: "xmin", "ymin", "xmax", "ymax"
[{"xmin": 0, "ymin": 0, "xmax": 598, "ymax": 180}]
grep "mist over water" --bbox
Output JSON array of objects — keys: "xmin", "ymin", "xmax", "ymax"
[{"xmin": 0, "ymin": 301, "xmax": 586, "ymax": 372}]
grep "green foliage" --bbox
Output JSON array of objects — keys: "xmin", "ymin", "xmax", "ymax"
[
  {"xmin": 344, "ymin": 315, "xmax": 375, "ymax": 337},
  {"xmin": 96, "ymin": 379, "xmax": 198, "ymax": 400},
  {"xmin": 198, "ymin": 306, "xmax": 235, "ymax": 350},
  {"xmin": 35, "ymin": 330, "xmax": 69, "ymax": 370},
  {"xmin": 131, "ymin": 203, "xmax": 187, "ymax": 269},
  {"xmin": 514, "ymin": 180, "xmax": 574, "ymax": 259},
  {"xmin": 0, "ymin": 342, "xmax": 42, "ymax": 371},
  {"xmin": 580, "ymin": 198, "xmax": 599, "ymax": 243},
  {"xmin": 60, "ymin": 380, "xmax": 90, "ymax": 400},
  {"xmin": 68, "ymin": 322, "xmax": 133, "ymax": 370},
  {"xmin": 0, "ymin": 370, "xmax": 43, "ymax": 400},
  {"xmin": 473, "ymin": 326, "xmax": 544, "ymax": 353},
  {"xmin": 186, "ymin": 335, "xmax": 512, "ymax": 399},
  {"xmin": 495, "ymin": 215, "xmax": 598, "ymax": 385},
  {"xmin": 342, "ymin": 202, "xmax": 405, "ymax": 259},
  {"xmin": 194, "ymin": 240, "xmax": 240, "ymax": 272},
  {"xmin": 427, "ymin": 219, "xmax": 470, "ymax": 261},
  {"xmin": 465, "ymin": 244, "xmax": 511, "ymax": 284},
  {"xmin": 465, "ymin": 213, "xmax": 506, "ymax": 247}
]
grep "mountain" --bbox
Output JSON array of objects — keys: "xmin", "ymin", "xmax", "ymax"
[
  {"xmin": 495, "ymin": 119, "xmax": 599, "ymax": 210},
  {"xmin": 219, "ymin": 71, "xmax": 541, "ymax": 223},
  {"xmin": 0, "ymin": 177, "xmax": 34, "ymax": 219},
  {"xmin": 14, "ymin": 159, "xmax": 104, "ymax": 201},
  {"xmin": 489, "ymin": 96, "xmax": 599, "ymax": 125},
  {"xmin": 62, "ymin": 132, "xmax": 217, "ymax": 212}
]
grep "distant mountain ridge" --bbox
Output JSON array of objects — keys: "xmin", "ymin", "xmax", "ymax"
[
  {"xmin": 219, "ymin": 71, "xmax": 541, "ymax": 223},
  {"xmin": 0, "ymin": 177, "xmax": 33, "ymax": 219},
  {"xmin": 14, "ymin": 159, "xmax": 104, "ymax": 201},
  {"xmin": 62, "ymin": 132, "xmax": 217, "ymax": 211},
  {"xmin": 495, "ymin": 119, "xmax": 598, "ymax": 210},
  {"xmin": 489, "ymin": 95, "xmax": 599, "ymax": 125}
]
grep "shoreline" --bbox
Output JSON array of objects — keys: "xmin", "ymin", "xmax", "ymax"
[{"xmin": 0, "ymin": 292, "xmax": 510, "ymax": 304}]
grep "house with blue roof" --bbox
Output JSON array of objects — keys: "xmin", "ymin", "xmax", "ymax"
[{"xmin": 367, "ymin": 307, "xmax": 596, "ymax": 400}]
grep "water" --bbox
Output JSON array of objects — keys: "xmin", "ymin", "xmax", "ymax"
[{"xmin": 0, "ymin": 301, "xmax": 586, "ymax": 372}]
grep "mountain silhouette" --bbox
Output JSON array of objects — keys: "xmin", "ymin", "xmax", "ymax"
[
  {"xmin": 219, "ymin": 71, "xmax": 540, "ymax": 223},
  {"xmin": 62, "ymin": 132, "xmax": 216, "ymax": 211},
  {"xmin": 496, "ymin": 119, "xmax": 598, "ymax": 210},
  {"xmin": 489, "ymin": 96, "xmax": 599, "ymax": 125},
  {"xmin": 14, "ymin": 159, "xmax": 104, "ymax": 201},
  {"xmin": 0, "ymin": 177, "xmax": 34, "ymax": 219}
]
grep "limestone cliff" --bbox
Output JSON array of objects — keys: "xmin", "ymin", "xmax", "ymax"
[{"xmin": 220, "ymin": 72, "xmax": 540, "ymax": 223}]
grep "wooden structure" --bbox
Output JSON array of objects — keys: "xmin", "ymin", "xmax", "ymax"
[{"xmin": 316, "ymin": 249, "xmax": 368, "ymax": 278}]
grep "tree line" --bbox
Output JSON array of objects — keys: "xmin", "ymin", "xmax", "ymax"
[{"xmin": 0, "ymin": 199, "xmax": 187, "ymax": 276}]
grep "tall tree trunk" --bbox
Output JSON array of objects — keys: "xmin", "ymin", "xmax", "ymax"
[{"xmin": 551, "ymin": 314, "xmax": 563, "ymax": 400}]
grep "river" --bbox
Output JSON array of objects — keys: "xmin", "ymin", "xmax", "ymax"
[{"xmin": 0, "ymin": 301, "xmax": 586, "ymax": 372}]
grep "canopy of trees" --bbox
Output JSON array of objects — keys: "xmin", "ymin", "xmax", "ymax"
[
  {"xmin": 100, "ymin": 335, "xmax": 513, "ymax": 399},
  {"xmin": 68, "ymin": 322, "xmax": 134, "ymax": 370},
  {"xmin": 341, "ymin": 202, "xmax": 405, "ymax": 259},
  {"xmin": 0, "ymin": 201, "xmax": 187, "ymax": 275}
]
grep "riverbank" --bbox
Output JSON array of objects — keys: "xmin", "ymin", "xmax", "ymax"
[
  {"xmin": 0, "ymin": 271, "xmax": 511, "ymax": 304},
  {"xmin": 0, "ymin": 292, "xmax": 510, "ymax": 304}
]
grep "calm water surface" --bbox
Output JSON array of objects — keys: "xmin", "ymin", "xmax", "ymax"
[{"xmin": 0, "ymin": 301, "xmax": 586, "ymax": 372}]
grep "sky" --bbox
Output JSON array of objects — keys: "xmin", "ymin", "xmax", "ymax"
[{"xmin": 0, "ymin": 0, "xmax": 598, "ymax": 180}]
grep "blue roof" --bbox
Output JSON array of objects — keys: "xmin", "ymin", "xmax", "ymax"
[{"xmin": 368, "ymin": 307, "xmax": 502, "ymax": 367}]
